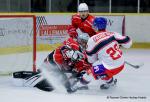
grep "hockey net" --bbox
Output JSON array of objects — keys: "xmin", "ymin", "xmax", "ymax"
[{"xmin": 0, "ymin": 15, "xmax": 36, "ymax": 75}]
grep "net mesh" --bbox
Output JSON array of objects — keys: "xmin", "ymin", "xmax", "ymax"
[{"xmin": 0, "ymin": 16, "xmax": 35, "ymax": 75}]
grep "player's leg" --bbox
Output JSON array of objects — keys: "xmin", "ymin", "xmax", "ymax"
[
  {"xmin": 99, "ymin": 64, "xmax": 124, "ymax": 89},
  {"xmin": 12, "ymin": 70, "xmax": 54, "ymax": 91},
  {"xmin": 40, "ymin": 51, "xmax": 78, "ymax": 93},
  {"xmin": 67, "ymin": 72, "xmax": 90, "ymax": 91},
  {"xmin": 12, "ymin": 71, "xmax": 39, "ymax": 87},
  {"xmin": 100, "ymin": 77, "xmax": 117, "ymax": 89},
  {"xmin": 91, "ymin": 63, "xmax": 124, "ymax": 89},
  {"xmin": 24, "ymin": 73, "xmax": 54, "ymax": 91}
]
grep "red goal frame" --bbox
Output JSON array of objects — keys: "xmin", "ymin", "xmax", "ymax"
[{"xmin": 0, "ymin": 15, "xmax": 37, "ymax": 72}]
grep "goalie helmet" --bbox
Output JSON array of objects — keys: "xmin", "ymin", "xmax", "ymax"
[
  {"xmin": 77, "ymin": 34, "xmax": 90, "ymax": 50},
  {"xmin": 78, "ymin": 3, "xmax": 89, "ymax": 12},
  {"xmin": 68, "ymin": 50, "xmax": 83, "ymax": 61},
  {"xmin": 93, "ymin": 17, "xmax": 107, "ymax": 31},
  {"xmin": 62, "ymin": 48, "xmax": 83, "ymax": 62}
]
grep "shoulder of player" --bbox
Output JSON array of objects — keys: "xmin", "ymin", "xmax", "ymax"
[
  {"xmin": 72, "ymin": 14, "xmax": 81, "ymax": 20},
  {"xmin": 88, "ymin": 14, "xmax": 95, "ymax": 19},
  {"xmin": 53, "ymin": 48, "xmax": 63, "ymax": 64},
  {"xmin": 112, "ymin": 32, "xmax": 123, "ymax": 38},
  {"xmin": 87, "ymin": 36, "xmax": 95, "ymax": 45},
  {"xmin": 91, "ymin": 31, "xmax": 115, "ymax": 42},
  {"xmin": 87, "ymin": 14, "xmax": 95, "ymax": 21}
]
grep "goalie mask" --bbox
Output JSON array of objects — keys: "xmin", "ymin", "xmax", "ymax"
[
  {"xmin": 66, "ymin": 50, "xmax": 83, "ymax": 61},
  {"xmin": 61, "ymin": 48, "xmax": 83, "ymax": 62}
]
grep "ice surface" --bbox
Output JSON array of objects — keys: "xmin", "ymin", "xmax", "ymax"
[
  {"xmin": 0, "ymin": 49, "xmax": 150, "ymax": 102},
  {"xmin": 0, "ymin": 52, "xmax": 33, "ymax": 74}
]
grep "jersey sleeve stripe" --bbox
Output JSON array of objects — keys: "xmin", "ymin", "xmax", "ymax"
[
  {"xmin": 116, "ymin": 36, "xmax": 130, "ymax": 44},
  {"xmin": 85, "ymin": 20, "xmax": 92, "ymax": 26},
  {"xmin": 86, "ymin": 36, "xmax": 116, "ymax": 56}
]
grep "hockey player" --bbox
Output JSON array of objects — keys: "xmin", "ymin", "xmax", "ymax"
[
  {"xmin": 86, "ymin": 17, "xmax": 132, "ymax": 89},
  {"xmin": 13, "ymin": 36, "xmax": 91, "ymax": 93},
  {"xmin": 68, "ymin": 3, "xmax": 96, "ymax": 39}
]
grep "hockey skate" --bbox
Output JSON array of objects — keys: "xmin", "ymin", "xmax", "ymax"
[
  {"xmin": 66, "ymin": 77, "xmax": 89, "ymax": 93},
  {"xmin": 100, "ymin": 78, "xmax": 117, "ymax": 89},
  {"xmin": 66, "ymin": 87, "xmax": 78, "ymax": 93},
  {"xmin": 66, "ymin": 83, "xmax": 88, "ymax": 93}
]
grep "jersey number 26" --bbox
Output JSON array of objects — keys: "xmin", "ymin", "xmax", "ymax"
[{"xmin": 106, "ymin": 44, "xmax": 122, "ymax": 60}]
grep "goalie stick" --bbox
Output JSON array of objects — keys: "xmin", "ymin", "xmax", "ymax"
[{"xmin": 125, "ymin": 61, "xmax": 144, "ymax": 69}]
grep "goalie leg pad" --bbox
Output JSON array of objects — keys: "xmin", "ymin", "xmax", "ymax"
[
  {"xmin": 13, "ymin": 71, "xmax": 55, "ymax": 92},
  {"xmin": 13, "ymin": 71, "xmax": 40, "ymax": 79},
  {"xmin": 24, "ymin": 73, "xmax": 54, "ymax": 91},
  {"xmin": 34, "ymin": 79, "xmax": 54, "ymax": 92},
  {"xmin": 12, "ymin": 71, "xmax": 40, "ymax": 87},
  {"xmin": 23, "ymin": 73, "xmax": 43, "ymax": 87}
]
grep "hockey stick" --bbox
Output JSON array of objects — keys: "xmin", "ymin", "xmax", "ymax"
[{"xmin": 125, "ymin": 61, "xmax": 144, "ymax": 69}]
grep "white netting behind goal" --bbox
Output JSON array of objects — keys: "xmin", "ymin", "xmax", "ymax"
[{"xmin": 0, "ymin": 16, "xmax": 36, "ymax": 75}]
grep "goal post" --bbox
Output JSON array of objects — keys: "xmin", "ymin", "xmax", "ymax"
[{"xmin": 0, "ymin": 15, "xmax": 36, "ymax": 75}]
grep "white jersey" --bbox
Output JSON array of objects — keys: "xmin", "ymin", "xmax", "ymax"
[{"xmin": 86, "ymin": 31, "xmax": 132, "ymax": 69}]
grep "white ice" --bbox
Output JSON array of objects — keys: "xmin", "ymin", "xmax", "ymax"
[{"xmin": 0, "ymin": 49, "xmax": 150, "ymax": 102}]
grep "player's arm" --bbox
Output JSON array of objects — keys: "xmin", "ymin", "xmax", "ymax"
[
  {"xmin": 68, "ymin": 15, "xmax": 81, "ymax": 39},
  {"xmin": 86, "ymin": 38, "xmax": 98, "ymax": 64},
  {"xmin": 86, "ymin": 54, "xmax": 97, "ymax": 64},
  {"xmin": 67, "ymin": 25, "xmax": 78, "ymax": 39},
  {"xmin": 114, "ymin": 32, "xmax": 132, "ymax": 48}
]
